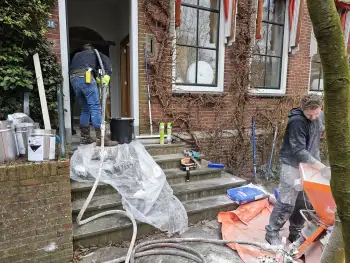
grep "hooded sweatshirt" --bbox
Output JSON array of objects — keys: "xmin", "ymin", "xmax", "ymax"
[{"xmin": 279, "ymin": 108, "xmax": 324, "ymax": 168}]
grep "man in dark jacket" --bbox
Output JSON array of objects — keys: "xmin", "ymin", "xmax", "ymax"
[
  {"xmin": 69, "ymin": 43, "xmax": 117, "ymax": 146},
  {"xmin": 265, "ymin": 94, "xmax": 326, "ymax": 245}
]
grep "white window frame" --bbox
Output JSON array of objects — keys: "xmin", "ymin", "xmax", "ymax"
[
  {"xmin": 308, "ymin": 29, "xmax": 323, "ymax": 95},
  {"xmin": 172, "ymin": 0, "xmax": 225, "ymax": 93},
  {"xmin": 249, "ymin": 0, "xmax": 290, "ymax": 96}
]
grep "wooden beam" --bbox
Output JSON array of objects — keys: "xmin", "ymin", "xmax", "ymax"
[{"xmin": 33, "ymin": 53, "xmax": 51, "ymax": 130}]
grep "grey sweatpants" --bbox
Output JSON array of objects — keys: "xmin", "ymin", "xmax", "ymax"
[{"xmin": 266, "ymin": 164, "xmax": 312, "ymax": 239}]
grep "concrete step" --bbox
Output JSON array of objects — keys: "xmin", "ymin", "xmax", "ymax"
[
  {"xmin": 70, "ymin": 141, "xmax": 186, "ymax": 157},
  {"xmin": 152, "ymin": 153, "xmax": 186, "ymax": 169},
  {"xmin": 71, "ymin": 171, "xmax": 238, "ymax": 219},
  {"xmin": 73, "ymin": 194, "xmax": 242, "ymax": 246},
  {"xmin": 143, "ymin": 142, "xmax": 186, "ymax": 156}
]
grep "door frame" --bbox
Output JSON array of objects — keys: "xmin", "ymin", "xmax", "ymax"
[
  {"xmin": 120, "ymin": 35, "xmax": 130, "ymax": 117},
  {"xmin": 60, "ymin": 0, "xmax": 139, "ymax": 138}
]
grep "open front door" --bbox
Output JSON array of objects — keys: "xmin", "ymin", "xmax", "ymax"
[{"xmin": 120, "ymin": 35, "xmax": 130, "ymax": 117}]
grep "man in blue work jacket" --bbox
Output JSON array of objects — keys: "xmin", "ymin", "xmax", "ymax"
[{"xmin": 69, "ymin": 44, "xmax": 117, "ymax": 146}]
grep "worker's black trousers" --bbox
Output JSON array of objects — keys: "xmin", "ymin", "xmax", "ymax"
[{"xmin": 266, "ymin": 191, "xmax": 312, "ymax": 240}]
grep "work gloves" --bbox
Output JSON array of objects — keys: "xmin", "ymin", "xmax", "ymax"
[{"xmin": 96, "ymin": 75, "xmax": 111, "ymax": 86}]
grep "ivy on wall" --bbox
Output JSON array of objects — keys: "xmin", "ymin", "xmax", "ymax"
[{"xmin": 0, "ymin": 0, "xmax": 62, "ymax": 125}]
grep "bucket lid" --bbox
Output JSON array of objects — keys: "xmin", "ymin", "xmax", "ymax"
[
  {"xmin": 29, "ymin": 129, "xmax": 56, "ymax": 136},
  {"xmin": 15, "ymin": 122, "xmax": 36, "ymax": 129},
  {"xmin": 112, "ymin": 117, "xmax": 134, "ymax": 120}
]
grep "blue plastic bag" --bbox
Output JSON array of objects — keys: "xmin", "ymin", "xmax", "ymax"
[{"xmin": 227, "ymin": 183, "xmax": 266, "ymax": 205}]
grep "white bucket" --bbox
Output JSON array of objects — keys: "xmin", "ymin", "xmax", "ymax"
[{"xmin": 27, "ymin": 129, "xmax": 56, "ymax": 162}]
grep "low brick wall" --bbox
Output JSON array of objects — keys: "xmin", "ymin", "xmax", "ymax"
[{"xmin": 0, "ymin": 161, "xmax": 73, "ymax": 263}]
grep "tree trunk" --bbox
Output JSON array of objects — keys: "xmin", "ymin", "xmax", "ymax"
[
  {"xmin": 321, "ymin": 213, "xmax": 345, "ymax": 263},
  {"xmin": 306, "ymin": 0, "xmax": 350, "ymax": 262}
]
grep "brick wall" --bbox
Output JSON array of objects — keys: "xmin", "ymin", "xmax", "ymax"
[
  {"xmin": 138, "ymin": 0, "xmax": 313, "ymax": 134},
  {"xmin": 0, "ymin": 162, "xmax": 73, "ymax": 263},
  {"xmin": 47, "ymin": 0, "xmax": 61, "ymax": 62}
]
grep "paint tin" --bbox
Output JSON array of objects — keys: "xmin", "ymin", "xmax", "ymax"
[
  {"xmin": 15, "ymin": 123, "xmax": 36, "ymax": 156},
  {"xmin": 159, "ymin": 123, "xmax": 165, "ymax": 145},
  {"xmin": 27, "ymin": 129, "xmax": 56, "ymax": 162}
]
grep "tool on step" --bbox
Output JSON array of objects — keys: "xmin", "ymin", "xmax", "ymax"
[
  {"xmin": 184, "ymin": 150, "xmax": 201, "ymax": 168},
  {"xmin": 144, "ymin": 44, "xmax": 153, "ymax": 135},
  {"xmin": 184, "ymin": 149, "xmax": 200, "ymax": 159},
  {"xmin": 208, "ymin": 162, "xmax": 225, "ymax": 169},
  {"xmin": 266, "ymin": 126, "xmax": 278, "ymax": 180},
  {"xmin": 180, "ymin": 157, "xmax": 197, "ymax": 182},
  {"xmin": 252, "ymin": 118, "xmax": 257, "ymax": 177}
]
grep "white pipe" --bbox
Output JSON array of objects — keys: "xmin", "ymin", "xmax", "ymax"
[{"xmin": 58, "ymin": 0, "xmax": 72, "ymax": 143}]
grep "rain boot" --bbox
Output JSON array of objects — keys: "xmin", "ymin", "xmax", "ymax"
[
  {"xmin": 95, "ymin": 128, "xmax": 118, "ymax": 147},
  {"xmin": 265, "ymin": 226, "xmax": 282, "ymax": 246},
  {"xmin": 80, "ymin": 125, "xmax": 94, "ymax": 144}
]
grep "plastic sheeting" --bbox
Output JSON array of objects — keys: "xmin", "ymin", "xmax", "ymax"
[{"xmin": 70, "ymin": 141, "xmax": 188, "ymax": 234}]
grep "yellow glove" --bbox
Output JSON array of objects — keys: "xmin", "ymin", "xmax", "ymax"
[
  {"xmin": 102, "ymin": 75, "xmax": 111, "ymax": 86},
  {"xmin": 96, "ymin": 77, "xmax": 101, "ymax": 85}
]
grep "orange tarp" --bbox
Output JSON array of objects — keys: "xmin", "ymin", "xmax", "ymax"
[
  {"xmin": 218, "ymin": 198, "xmax": 325, "ymax": 262},
  {"xmin": 218, "ymin": 199, "xmax": 290, "ymax": 263}
]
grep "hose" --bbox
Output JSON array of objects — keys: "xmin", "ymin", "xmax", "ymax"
[{"xmin": 75, "ymin": 50, "xmax": 297, "ymax": 263}]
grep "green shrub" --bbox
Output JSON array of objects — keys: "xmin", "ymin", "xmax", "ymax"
[{"xmin": 0, "ymin": 0, "xmax": 62, "ymax": 126}]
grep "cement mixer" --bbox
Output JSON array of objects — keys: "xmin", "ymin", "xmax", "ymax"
[{"xmin": 295, "ymin": 163, "xmax": 336, "ymax": 258}]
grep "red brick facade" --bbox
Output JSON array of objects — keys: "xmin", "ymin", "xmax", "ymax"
[
  {"xmin": 0, "ymin": 162, "xmax": 73, "ymax": 263},
  {"xmin": 46, "ymin": 1, "xmax": 61, "ymax": 63},
  {"xmin": 50, "ymin": 0, "xmax": 314, "ymax": 135},
  {"xmin": 137, "ymin": 1, "xmax": 313, "ymax": 134}
]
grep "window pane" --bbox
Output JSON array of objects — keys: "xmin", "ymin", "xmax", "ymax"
[
  {"xmin": 254, "ymin": 23, "xmax": 268, "ymax": 55},
  {"xmin": 183, "ymin": 0, "xmax": 198, "ymax": 5},
  {"xmin": 197, "ymin": 49, "xmax": 217, "ymax": 84},
  {"xmin": 267, "ymin": 24, "xmax": 283, "ymax": 56},
  {"xmin": 198, "ymin": 10, "xmax": 218, "ymax": 48},
  {"xmin": 176, "ymin": 46, "xmax": 197, "ymax": 84},
  {"xmin": 265, "ymin": 57, "xmax": 281, "ymax": 87},
  {"xmin": 251, "ymin": 55, "xmax": 266, "ymax": 87},
  {"xmin": 310, "ymin": 61, "xmax": 323, "ymax": 91},
  {"xmin": 263, "ymin": 0, "xmax": 285, "ymax": 24},
  {"xmin": 177, "ymin": 6, "xmax": 198, "ymax": 46},
  {"xmin": 199, "ymin": 0, "xmax": 219, "ymax": 9}
]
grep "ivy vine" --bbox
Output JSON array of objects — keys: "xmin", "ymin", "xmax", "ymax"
[{"xmin": 0, "ymin": 0, "xmax": 62, "ymax": 126}]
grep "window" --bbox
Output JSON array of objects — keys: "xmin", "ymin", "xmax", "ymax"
[
  {"xmin": 309, "ymin": 30, "xmax": 323, "ymax": 92},
  {"xmin": 309, "ymin": 53, "xmax": 323, "ymax": 92},
  {"xmin": 251, "ymin": 0, "xmax": 289, "ymax": 95},
  {"xmin": 174, "ymin": 0, "xmax": 225, "ymax": 92}
]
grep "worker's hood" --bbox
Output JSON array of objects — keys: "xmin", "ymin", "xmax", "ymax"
[{"xmin": 288, "ymin": 108, "xmax": 305, "ymax": 119}]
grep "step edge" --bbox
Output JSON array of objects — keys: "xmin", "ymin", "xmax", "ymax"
[
  {"xmin": 73, "ymin": 194, "xmax": 237, "ymax": 241},
  {"xmin": 71, "ymin": 168, "xmax": 222, "ymax": 192}
]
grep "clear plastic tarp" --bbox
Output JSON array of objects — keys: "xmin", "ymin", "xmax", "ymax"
[{"xmin": 70, "ymin": 141, "xmax": 188, "ymax": 233}]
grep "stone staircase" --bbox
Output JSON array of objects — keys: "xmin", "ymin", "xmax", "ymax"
[{"xmin": 70, "ymin": 140, "xmax": 247, "ymax": 247}]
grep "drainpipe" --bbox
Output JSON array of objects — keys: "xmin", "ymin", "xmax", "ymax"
[{"xmin": 57, "ymin": 84, "xmax": 66, "ymax": 159}]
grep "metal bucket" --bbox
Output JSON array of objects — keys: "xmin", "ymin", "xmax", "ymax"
[
  {"xmin": 27, "ymin": 129, "xmax": 56, "ymax": 162},
  {"xmin": 0, "ymin": 120, "xmax": 18, "ymax": 163},
  {"xmin": 15, "ymin": 123, "xmax": 36, "ymax": 156}
]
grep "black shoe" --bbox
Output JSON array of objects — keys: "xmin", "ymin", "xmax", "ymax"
[{"xmin": 288, "ymin": 233, "xmax": 301, "ymax": 243}]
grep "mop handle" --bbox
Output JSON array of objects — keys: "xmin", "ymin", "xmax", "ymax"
[{"xmin": 252, "ymin": 118, "xmax": 257, "ymax": 177}]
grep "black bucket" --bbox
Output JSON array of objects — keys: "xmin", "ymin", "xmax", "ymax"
[{"xmin": 110, "ymin": 118, "xmax": 134, "ymax": 144}]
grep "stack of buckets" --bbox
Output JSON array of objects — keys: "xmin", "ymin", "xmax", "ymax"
[{"xmin": 0, "ymin": 120, "xmax": 56, "ymax": 163}]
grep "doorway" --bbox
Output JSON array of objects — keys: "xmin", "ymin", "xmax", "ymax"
[
  {"xmin": 120, "ymin": 35, "xmax": 130, "ymax": 117},
  {"xmin": 62, "ymin": 0, "xmax": 139, "ymax": 136},
  {"xmin": 68, "ymin": 26, "xmax": 113, "ymax": 126}
]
